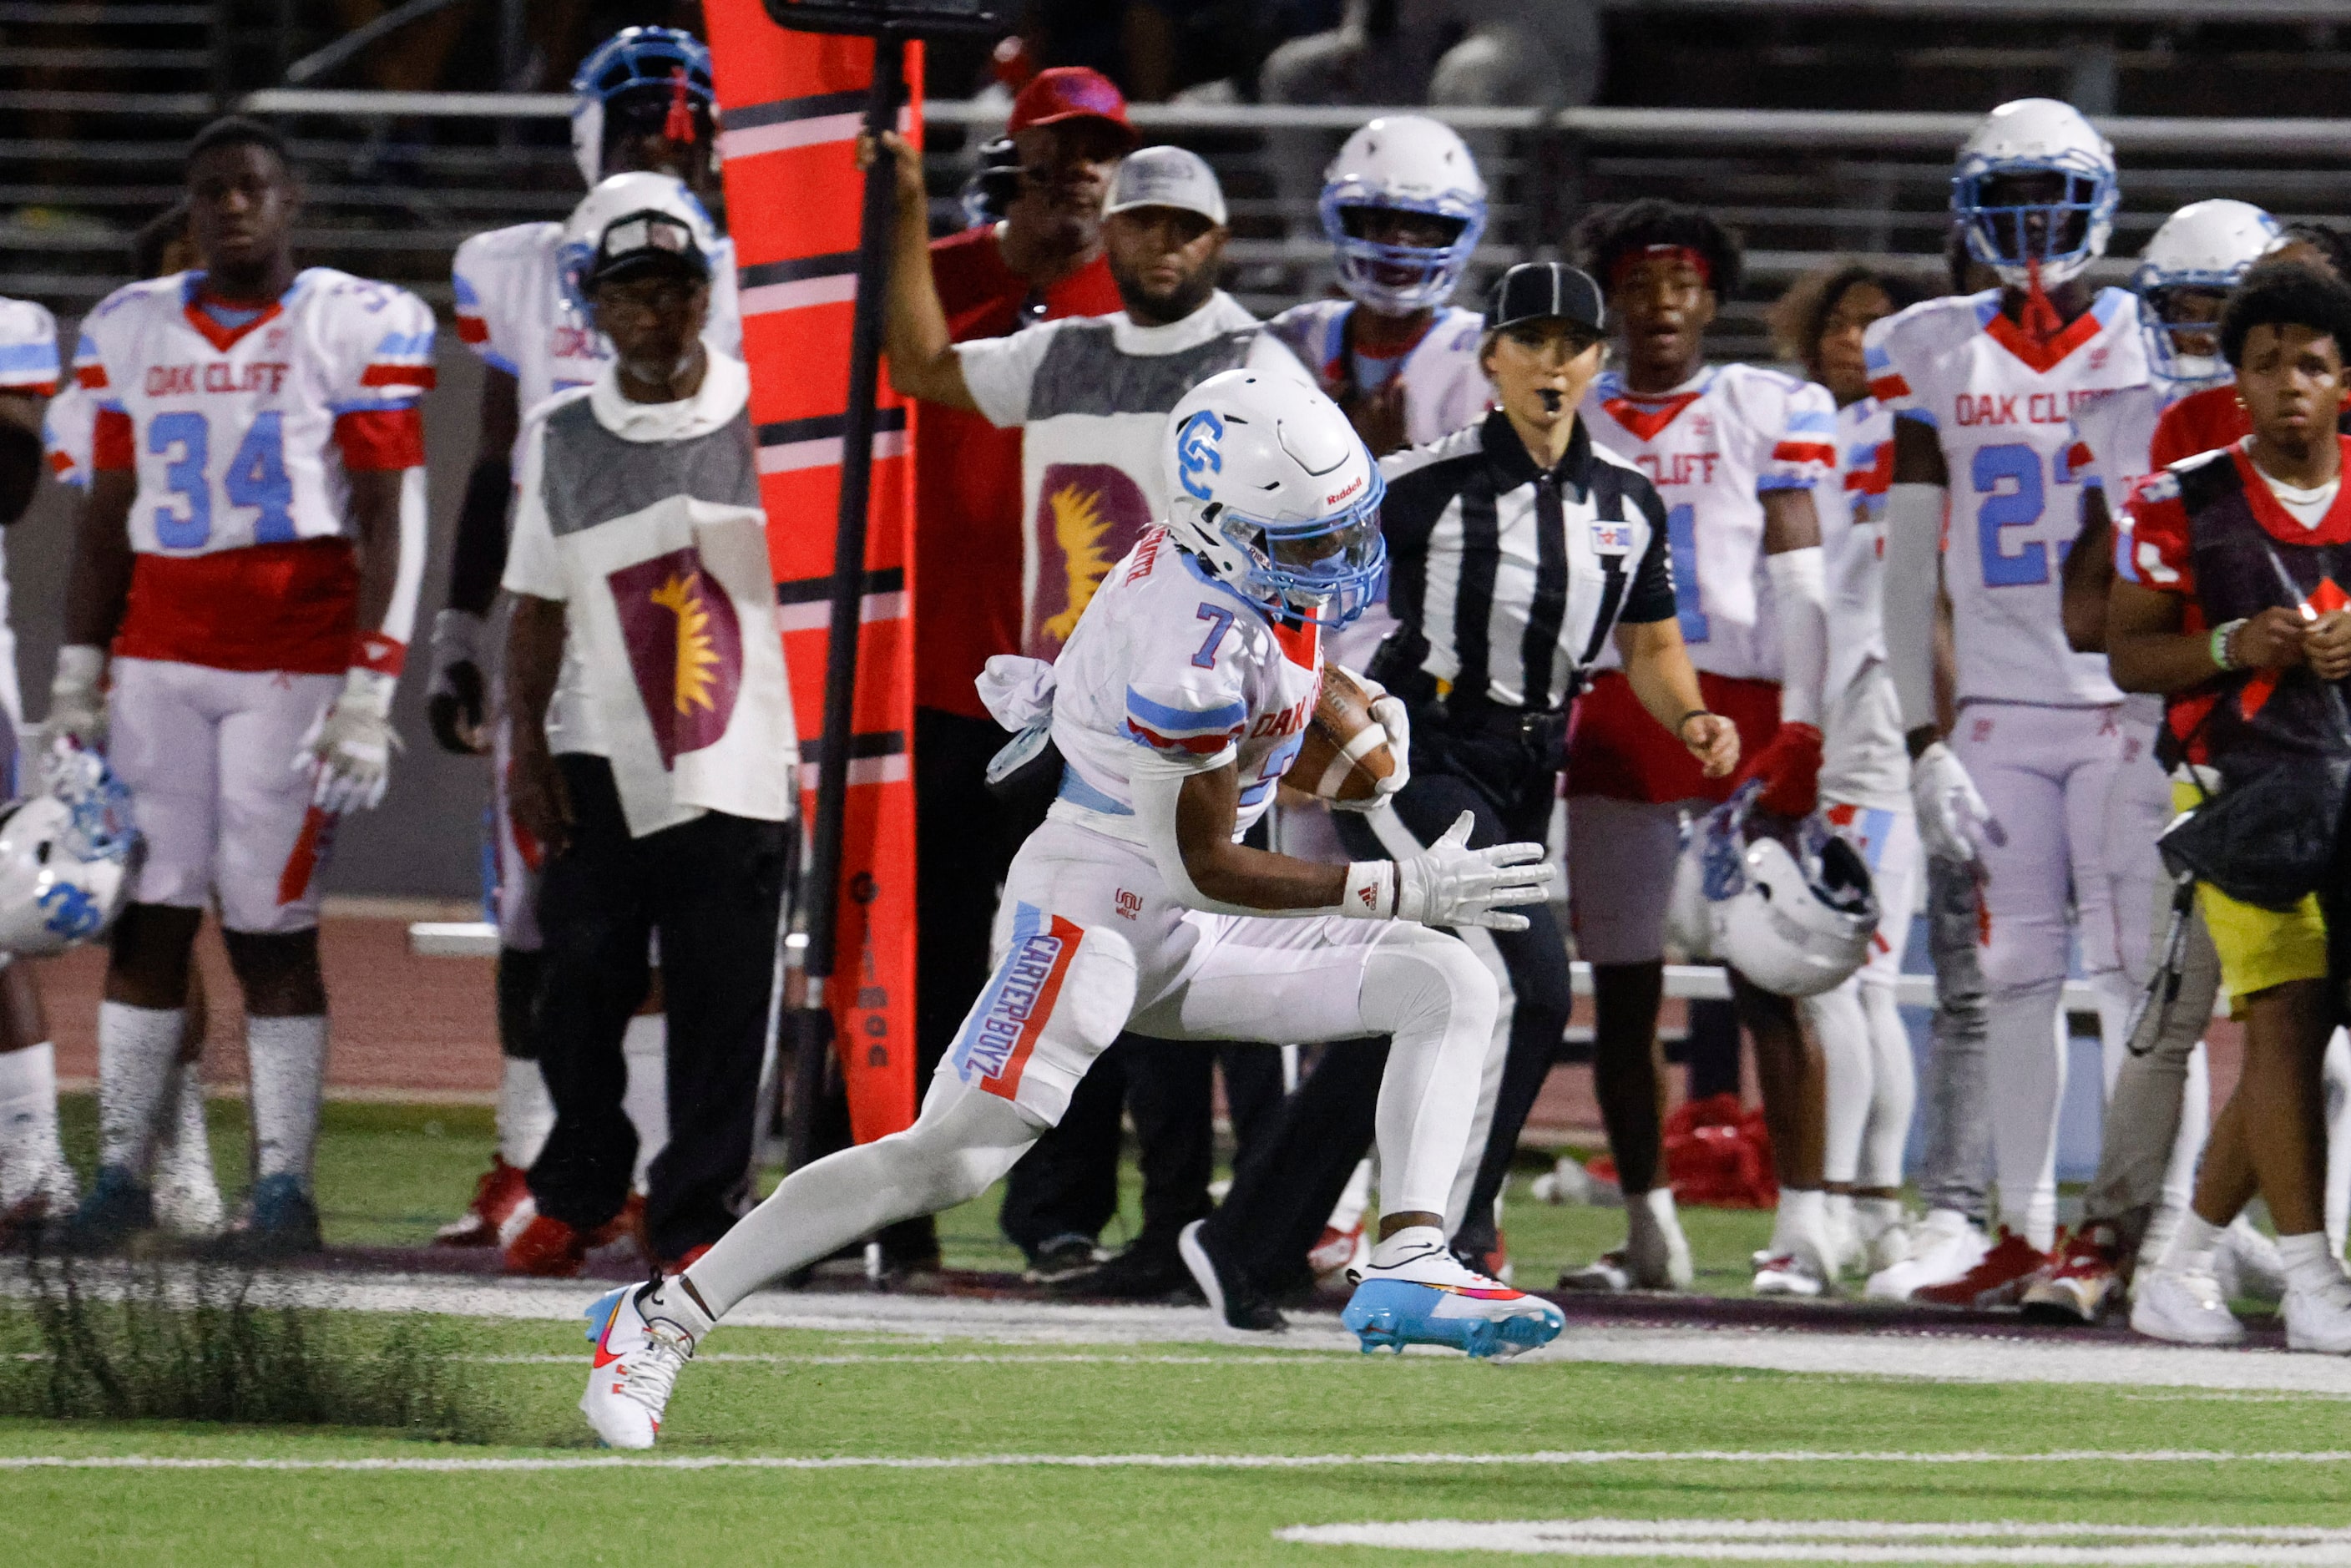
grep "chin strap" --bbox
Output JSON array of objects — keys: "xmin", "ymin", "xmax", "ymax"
[
  {"xmin": 2017, "ymin": 256, "xmax": 2065, "ymax": 345},
  {"xmin": 664, "ymin": 67, "xmax": 698, "ymax": 144}
]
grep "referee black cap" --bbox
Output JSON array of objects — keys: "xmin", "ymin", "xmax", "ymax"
[{"xmin": 1483, "ymin": 262, "xmax": 1606, "ymax": 336}]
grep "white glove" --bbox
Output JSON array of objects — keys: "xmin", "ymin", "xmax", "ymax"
[
  {"xmin": 1910, "ymin": 741, "xmax": 2005, "ymax": 867},
  {"xmin": 1381, "ymin": 811, "xmax": 1558, "ymax": 932},
  {"xmin": 40, "ymin": 645, "xmax": 109, "ymax": 758},
  {"xmin": 296, "ymin": 668, "xmax": 401, "ymax": 814},
  {"xmin": 1328, "ymin": 691, "xmax": 1414, "ymax": 814}
]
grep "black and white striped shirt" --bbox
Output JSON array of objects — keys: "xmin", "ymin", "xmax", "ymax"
[{"xmin": 1379, "ymin": 409, "xmax": 1676, "ymax": 711}]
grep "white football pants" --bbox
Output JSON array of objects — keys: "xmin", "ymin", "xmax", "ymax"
[
  {"xmin": 685, "ymin": 820, "xmax": 1498, "ymax": 1318},
  {"xmin": 1808, "ymin": 801, "xmax": 1923, "ymax": 1191}
]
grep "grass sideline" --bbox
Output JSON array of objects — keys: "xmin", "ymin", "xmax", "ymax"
[{"xmin": 3, "ymin": 1316, "xmax": 2351, "ymax": 1565}]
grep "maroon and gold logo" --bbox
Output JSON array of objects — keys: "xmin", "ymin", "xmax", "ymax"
[
  {"xmin": 609, "ymin": 547, "xmax": 742, "ymax": 766},
  {"xmin": 1028, "ymin": 463, "xmax": 1155, "ymax": 656}
]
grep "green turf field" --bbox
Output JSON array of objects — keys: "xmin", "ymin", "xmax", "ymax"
[{"xmin": 3, "ymin": 1305, "xmax": 2348, "ymax": 1566}]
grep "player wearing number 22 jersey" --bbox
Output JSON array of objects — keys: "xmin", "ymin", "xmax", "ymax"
[{"xmin": 72, "ymin": 264, "xmax": 432, "ymax": 927}]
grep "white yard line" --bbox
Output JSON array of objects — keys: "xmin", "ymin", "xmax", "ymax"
[
  {"xmin": 1277, "ymin": 1518, "xmax": 2351, "ymax": 1564},
  {"xmin": 4, "ymin": 1449, "xmax": 2351, "ymax": 1474},
  {"xmin": 14, "ymin": 1264, "xmax": 2351, "ymax": 1395}
]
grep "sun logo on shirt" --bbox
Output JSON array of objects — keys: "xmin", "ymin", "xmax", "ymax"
[
  {"xmin": 650, "ymin": 570, "xmax": 722, "ymax": 715},
  {"xmin": 1042, "ymin": 482, "xmax": 1114, "ymax": 642}
]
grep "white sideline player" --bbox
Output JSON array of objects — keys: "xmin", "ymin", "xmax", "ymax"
[
  {"xmin": 50, "ymin": 117, "xmax": 432, "ymax": 1257},
  {"xmin": 1870, "ymin": 99, "xmax": 2150, "ymax": 1301},
  {"xmin": 1769, "ymin": 263, "xmax": 1929, "ymax": 1277},
  {"xmin": 580, "ymin": 372, "xmax": 1567, "ymax": 1449},
  {"xmin": 430, "ymin": 24, "xmax": 740, "ymax": 1252}
]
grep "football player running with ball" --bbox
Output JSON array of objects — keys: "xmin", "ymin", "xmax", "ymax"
[
  {"xmin": 580, "ymin": 371, "xmax": 1565, "ymax": 1449},
  {"xmin": 1869, "ymin": 99, "xmax": 2150, "ymax": 1302},
  {"xmin": 53, "ymin": 117, "xmax": 433, "ymax": 1255}
]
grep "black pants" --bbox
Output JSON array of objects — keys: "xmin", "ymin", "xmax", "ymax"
[
  {"xmin": 872, "ymin": 707, "xmax": 1049, "ymax": 1263},
  {"xmin": 998, "ymin": 1037, "xmax": 1288, "ymax": 1261},
  {"xmin": 526, "ymin": 756, "xmax": 788, "ymax": 1261},
  {"xmin": 1201, "ymin": 711, "xmax": 1573, "ymax": 1283}
]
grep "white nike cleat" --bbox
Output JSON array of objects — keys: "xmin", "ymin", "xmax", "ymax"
[
  {"xmin": 1863, "ymin": 1209, "xmax": 1988, "ymax": 1302},
  {"xmin": 2285, "ymin": 1272, "xmax": 2351, "ymax": 1355},
  {"xmin": 2130, "ymin": 1265, "xmax": 2246, "ymax": 1347},
  {"xmin": 581, "ymin": 1273, "xmax": 712, "ymax": 1449},
  {"xmin": 1342, "ymin": 1231, "xmax": 1563, "ymax": 1358},
  {"xmin": 1752, "ymin": 1250, "xmax": 1829, "ymax": 1298},
  {"xmin": 2213, "ymin": 1216, "xmax": 2287, "ymax": 1306}
]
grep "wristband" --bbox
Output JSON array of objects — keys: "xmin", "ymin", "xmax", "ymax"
[
  {"xmin": 2210, "ymin": 619, "xmax": 2247, "ymax": 673},
  {"xmin": 53, "ymin": 644, "xmax": 107, "ymax": 695},
  {"xmin": 1338, "ymin": 860, "xmax": 1396, "ymax": 920},
  {"xmin": 1676, "ymin": 708, "xmax": 1716, "ymax": 739}
]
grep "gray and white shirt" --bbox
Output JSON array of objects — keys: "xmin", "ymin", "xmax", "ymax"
[{"xmin": 956, "ymin": 289, "xmax": 1307, "ymax": 659}]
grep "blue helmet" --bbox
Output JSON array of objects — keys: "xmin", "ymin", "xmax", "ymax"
[
  {"xmin": 1318, "ymin": 115, "xmax": 1486, "ymax": 315},
  {"xmin": 1949, "ymin": 98, "xmax": 2117, "ymax": 290},
  {"xmin": 570, "ymin": 27, "xmax": 715, "ymax": 187}
]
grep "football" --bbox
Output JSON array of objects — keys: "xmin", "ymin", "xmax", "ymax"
[{"xmin": 1285, "ymin": 667, "xmax": 1397, "ymax": 804}]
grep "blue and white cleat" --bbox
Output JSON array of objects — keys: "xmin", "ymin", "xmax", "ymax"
[
  {"xmin": 1341, "ymin": 1231, "xmax": 1565, "ymax": 1359},
  {"xmin": 580, "ymin": 1273, "xmax": 710, "ymax": 1449}
]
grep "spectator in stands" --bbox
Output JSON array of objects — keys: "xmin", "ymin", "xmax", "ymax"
[
  {"xmin": 878, "ymin": 66, "xmax": 1130, "ymax": 1282},
  {"xmin": 498, "ymin": 190, "xmax": 796, "ymax": 1277}
]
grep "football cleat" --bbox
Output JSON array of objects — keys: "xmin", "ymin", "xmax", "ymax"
[
  {"xmin": 1307, "ymin": 1218, "xmax": 1368, "ymax": 1283},
  {"xmin": 1752, "ymin": 1250, "xmax": 1830, "ymax": 1298},
  {"xmin": 61, "ymin": 1164, "xmax": 154, "ymax": 1253},
  {"xmin": 504, "ymin": 1211, "xmax": 589, "ymax": 1277},
  {"xmin": 2213, "ymin": 1216, "xmax": 2287, "ymax": 1305},
  {"xmin": 435, "ymin": 1155, "xmax": 533, "ymax": 1247},
  {"xmin": 1914, "ymin": 1227, "xmax": 2048, "ymax": 1308},
  {"xmin": 2131, "ymin": 1263, "xmax": 2245, "ymax": 1346},
  {"xmin": 1342, "ymin": 1232, "xmax": 1563, "ymax": 1358},
  {"xmin": 1863, "ymin": 1210, "xmax": 1987, "ymax": 1301},
  {"xmin": 581, "ymin": 1273, "xmax": 708, "ymax": 1449},
  {"xmin": 223, "ymin": 1173, "xmax": 324, "ymax": 1258},
  {"xmin": 1180, "ymin": 1220, "xmax": 1286, "ymax": 1333},
  {"xmin": 2285, "ymin": 1272, "xmax": 2351, "ymax": 1354},
  {"xmin": 1556, "ymin": 1250, "xmax": 1636, "ymax": 1293},
  {"xmin": 1021, "ymin": 1234, "xmax": 1106, "ymax": 1285},
  {"xmin": 2021, "ymin": 1225, "xmax": 2121, "ymax": 1325}
]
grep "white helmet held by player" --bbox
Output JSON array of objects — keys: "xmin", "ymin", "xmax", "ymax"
[
  {"xmin": 2132, "ymin": 199, "xmax": 2284, "ymax": 390},
  {"xmin": 1319, "ymin": 114, "xmax": 1488, "ymax": 314},
  {"xmin": 1951, "ymin": 97, "xmax": 2118, "ymax": 290},
  {"xmin": 1162, "ymin": 370, "xmax": 1388, "ymax": 628},
  {"xmin": 0, "ymin": 746, "xmax": 140, "ymax": 959},
  {"xmin": 1675, "ymin": 781, "xmax": 1877, "ymax": 999},
  {"xmin": 570, "ymin": 25, "xmax": 715, "ymax": 188},
  {"xmin": 558, "ymin": 171, "xmax": 720, "ymax": 316}
]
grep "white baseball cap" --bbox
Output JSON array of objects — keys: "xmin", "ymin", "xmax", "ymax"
[{"xmin": 1104, "ymin": 145, "xmax": 1227, "ymax": 227}]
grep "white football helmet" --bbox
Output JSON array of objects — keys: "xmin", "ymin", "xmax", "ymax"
[
  {"xmin": 1951, "ymin": 97, "xmax": 2118, "ymax": 289},
  {"xmin": 1162, "ymin": 370, "xmax": 1387, "ymax": 627},
  {"xmin": 1684, "ymin": 782, "xmax": 1877, "ymax": 999},
  {"xmin": 0, "ymin": 746, "xmax": 140, "ymax": 959},
  {"xmin": 569, "ymin": 26, "xmax": 715, "ymax": 188},
  {"xmin": 1319, "ymin": 114, "xmax": 1488, "ymax": 314},
  {"xmin": 558, "ymin": 171, "xmax": 720, "ymax": 315},
  {"xmin": 2133, "ymin": 200, "xmax": 2283, "ymax": 390}
]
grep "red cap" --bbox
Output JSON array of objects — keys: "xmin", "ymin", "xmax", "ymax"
[{"xmin": 1007, "ymin": 66, "xmax": 1134, "ymax": 147}]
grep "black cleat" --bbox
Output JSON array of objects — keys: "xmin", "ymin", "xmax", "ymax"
[
  {"xmin": 1180, "ymin": 1219, "xmax": 1286, "ymax": 1333},
  {"xmin": 61, "ymin": 1165, "xmax": 154, "ymax": 1254}
]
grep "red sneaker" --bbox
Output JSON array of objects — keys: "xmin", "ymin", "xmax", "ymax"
[
  {"xmin": 434, "ymin": 1156, "xmax": 531, "ymax": 1248},
  {"xmin": 588, "ymin": 1192, "xmax": 646, "ymax": 1254},
  {"xmin": 503, "ymin": 1212, "xmax": 588, "ymax": 1277},
  {"xmin": 1913, "ymin": 1227, "xmax": 2049, "ymax": 1308},
  {"xmin": 2021, "ymin": 1223, "xmax": 2121, "ymax": 1324}
]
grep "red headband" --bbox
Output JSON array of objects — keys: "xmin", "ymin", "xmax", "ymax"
[{"xmin": 1611, "ymin": 244, "xmax": 1711, "ymax": 291}]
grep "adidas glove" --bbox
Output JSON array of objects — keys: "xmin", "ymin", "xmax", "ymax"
[
  {"xmin": 1910, "ymin": 741, "xmax": 2005, "ymax": 867},
  {"xmin": 297, "ymin": 667, "xmax": 402, "ymax": 815},
  {"xmin": 1340, "ymin": 811, "xmax": 1557, "ymax": 932}
]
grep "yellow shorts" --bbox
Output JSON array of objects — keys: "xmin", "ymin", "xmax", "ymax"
[{"xmin": 2174, "ymin": 780, "xmax": 2330, "ymax": 1011}]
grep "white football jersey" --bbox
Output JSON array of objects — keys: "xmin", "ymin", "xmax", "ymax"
[
  {"xmin": 1864, "ymin": 288, "xmax": 2146, "ymax": 707},
  {"xmin": 1050, "ymin": 526, "xmax": 1322, "ymax": 840},
  {"xmin": 75, "ymin": 267, "xmax": 433, "ymax": 556},
  {"xmin": 453, "ymin": 210, "xmax": 740, "ymax": 457},
  {"xmin": 1581, "ymin": 362, "xmax": 1837, "ymax": 682},
  {"xmin": 42, "ymin": 380, "xmax": 94, "ymax": 490},
  {"xmin": 1263, "ymin": 301, "xmax": 1489, "ymax": 448},
  {"xmin": 1818, "ymin": 395, "xmax": 1905, "ymax": 812},
  {"xmin": 0, "ymin": 296, "xmax": 50, "ymax": 727}
]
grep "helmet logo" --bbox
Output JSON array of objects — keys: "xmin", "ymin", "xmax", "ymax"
[
  {"xmin": 1176, "ymin": 409, "xmax": 1224, "ymax": 500},
  {"xmin": 38, "ymin": 881, "xmax": 102, "ymax": 940}
]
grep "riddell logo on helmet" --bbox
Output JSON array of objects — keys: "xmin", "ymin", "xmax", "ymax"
[{"xmin": 1325, "ymin": 477, "xmax": 1364, "ymax": 505}]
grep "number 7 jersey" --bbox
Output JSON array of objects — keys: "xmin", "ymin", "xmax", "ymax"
[{"xmin": 1863, "ymin": 287, "xmax": 2143, "ymax": 706}]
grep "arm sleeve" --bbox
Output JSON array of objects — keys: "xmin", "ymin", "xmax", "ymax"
[
  {"xmin": 1765, "ymin": 544, "xmax": 1828, "ymax": 725},
  {"xmin": 1619, "ymin": 480, "xmax": 1679, "ymax": 624},
  {"xmin": 955, "ymin": 321, "xmax": 1060, "ymax": 428},
  {"xmin": 1883, "ymin": 470, "xmax": 1944, "ymax": 732},
  {"xmin": 498, "ymin": 417, "xmax": 568, "ymax": 602},
  {"xmin": 0, "ymin": 301, "xmax": 58, "ymax": 397},
  {"xmin": 1757, "ymin": 375, "xmax": 1837, "ymax": 492}
]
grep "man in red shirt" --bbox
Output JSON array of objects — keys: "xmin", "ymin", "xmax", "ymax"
[{"xmin": 882, "ymin": 67, "xmax": 1130, "ymax": 1276}]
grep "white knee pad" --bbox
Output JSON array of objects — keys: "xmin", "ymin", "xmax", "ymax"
[{"xmin": 944, "ymin": 920, "xmax": 1137, "ymax": 1127}]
